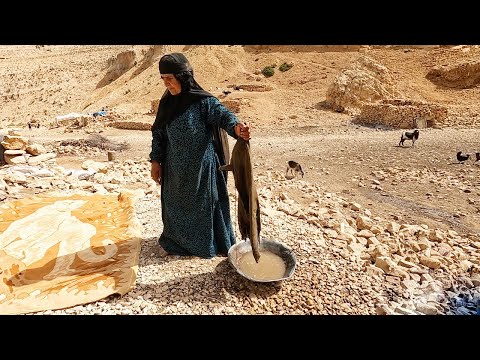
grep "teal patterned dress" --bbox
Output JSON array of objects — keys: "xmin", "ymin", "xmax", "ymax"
[{"xmin": 150, "ymin": 97, "xmax": 239, "ymax": 258}]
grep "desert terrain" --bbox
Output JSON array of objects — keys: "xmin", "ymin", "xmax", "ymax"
[{"xmin": 0, "ymin": 45, "xmax": 479, "ymax": 315}]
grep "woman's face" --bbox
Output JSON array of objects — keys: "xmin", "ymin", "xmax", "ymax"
[{"xmin": 161, "ymin": 74, "xmax": 182, "ymax": 95}]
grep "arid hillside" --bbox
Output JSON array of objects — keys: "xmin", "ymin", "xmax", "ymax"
[{"xmin": 1, "ymin": 45, "xmax": 479, "ymax": 130}]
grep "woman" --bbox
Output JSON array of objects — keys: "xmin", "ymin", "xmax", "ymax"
[{"xmin": 149, "ymin": 53, "xmax": 251, "ymax": 258}]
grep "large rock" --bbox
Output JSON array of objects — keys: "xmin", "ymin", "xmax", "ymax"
[
  {"xmin": 26, "ymin": 143, "xmax": 47, "ymax": 156},
  {"xmin": 375, "ymin": 256, "xmax": 397, "ymax": 273},
  {"xmin": 27, "ymin": 153, "xmax": 57, "ymax": 165},
  {"xmin": 419, "ymin": 255, "xmax": 442, "ymax": 269},
  {"xmin": 2, "ymin": 172, "xmax": 27, "ymax": 184},
  {"xmin": 3, "ymin": 150, "xmax": 25, "ymax": 156},
  {"xmin": 325, "ymin": 55, "xmax": 402, "ymax": 115},
  {"xmin": 4, "ymin": 150, "xmax": 27, "ymax": 165},
  {"xmin": 426, "ymin": 59, "xmax": 480, "ymax": 88},
  {"xmin": 1, "ymin": 135, "xmax": 28, "ymax": 150},
  {"xmin": 4, "ymin": 154, "xmax": 27, "ymax": 165},
  {"xmin": 82, "ymin": 159, "xmax": 108, "ymax": 173},
  {"xmin": 356, "ymin": 215, "xmax": 372, "ymax": 230}
]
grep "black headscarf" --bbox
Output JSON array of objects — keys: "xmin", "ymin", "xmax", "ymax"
[
  {"xmin": 151, "ymin": 53, "xmax": 231, "ymax": 166},
  {"xmin": 152, "ymin": 53, "xmax": 213, "ymax": 130}
]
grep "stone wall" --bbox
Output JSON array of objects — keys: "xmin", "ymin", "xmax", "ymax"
[
  {"xmin": 354, "ymin": 99, "xmax": 448, "ymax": 129},
  {"xmin": 232, "ymin": 84, "xmax": 274, "ymax": 92},
  {"xmin": 111, "ymin": 121, "xmax": 152, "ymax": 131}
]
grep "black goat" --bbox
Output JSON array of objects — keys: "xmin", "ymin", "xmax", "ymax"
[
  {"xmin": 399, "ymin": 129, "xmax": 420, "ymax": 147},
  {"xmin": 457, "ymin": 151, "xmax": 470, "ymax": 163},
  {"xmin": 476, "ymin": 152, "xmax": 480, "ymax": 162}
]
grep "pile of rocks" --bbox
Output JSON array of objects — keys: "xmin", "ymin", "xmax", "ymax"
[
  {"xmin": 2, "ymin": 158, "xmax": 478, "ymax": 314},
  {"xmin": 0, "ymin": 129, "xmax": 56, "ymax": 166},
  {"xmin": 255, "ymin": 172, "xmax": 479, "ymax": 315},
  {"xmin": 0, "ymin": 157, "xmax": 154, "ymax": 202}
]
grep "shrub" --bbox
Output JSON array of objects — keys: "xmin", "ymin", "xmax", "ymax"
[
  {"xmin": 279, "ymin": 62, "xmax": 293, "ymax": 72},
  {"xmin": 262, "ymin": 66, "xmax": 275, "ymax": 77}
]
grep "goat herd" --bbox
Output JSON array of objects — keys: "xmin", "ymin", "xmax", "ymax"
[
  {"xmin": 399, "ymin": 129, "xmax": 480, "ymax": 164},
  {"xmin": 286, "ymin": 128, "xmax": 479, "ymax": 180}
]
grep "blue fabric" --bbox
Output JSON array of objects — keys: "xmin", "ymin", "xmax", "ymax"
[
  {"xmin": 150, "ymin": 97, "xmax": 239, "ymax": 258},
  {"xmin": 93, "ymin": 111, "xmax": 107, "ymax": 117}
]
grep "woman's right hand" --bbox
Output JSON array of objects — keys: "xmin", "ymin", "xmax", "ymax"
[
  {"xmin": 151, "ymin": 161, "xmax": 163, "ymax": 185},
  {"xmin": 235, "ymin": 122, "xmax": 251, "ymax": 141}
]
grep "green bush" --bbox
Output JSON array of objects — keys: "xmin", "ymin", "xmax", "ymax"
[
  {"xmin": 262, "ymin": 66, "xmax": 275, "ymax": 77},
  {"xmin": 279, "ymin": 62, "xmax": 293, "ymax": 72}
]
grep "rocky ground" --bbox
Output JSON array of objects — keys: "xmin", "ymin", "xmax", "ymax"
[{"xmin": 1, "ymin": 120, "xmax": 478, "ymax": 315}]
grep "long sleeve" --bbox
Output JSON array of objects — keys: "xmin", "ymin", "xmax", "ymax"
[
  {"xmin": 204, "ymin": 97, "xmax": 239, "ymax": 138},
  {"xmin": 149, "ymin": 127, "xmax": 167, "ymax": 164}
]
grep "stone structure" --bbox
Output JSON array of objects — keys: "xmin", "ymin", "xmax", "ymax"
[
  {"xmin": 354, "ymin": 99, "xmax": 448, "ymax": 129},
  {"xmin": 111, "ymin": 121, "xmax": 152, "ymax": 131}
]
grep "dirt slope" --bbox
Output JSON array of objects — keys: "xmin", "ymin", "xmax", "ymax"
[{"xmin": 2, "ymin": 45, "xmax": 479, "ymax": 130}]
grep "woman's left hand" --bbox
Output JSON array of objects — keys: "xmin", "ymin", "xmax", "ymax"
[{"xmin": 235, "ymin": 122, "xmax": 251, "ymax": 141}]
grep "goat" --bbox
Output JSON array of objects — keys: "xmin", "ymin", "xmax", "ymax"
[
  {"xmin": 475, "ymin": 152, "xmax": 480, "ymax": 162},
  {"xmin": 399, "ymin": 129, "xmax": 420, "ymax": 147},
  {"xmin": 286, "ymin": 160, "xmax": 304, "ymax": 178},
  {"xmin": 457, "ymin": 151, "xmax": 470, "ymax": 163}
]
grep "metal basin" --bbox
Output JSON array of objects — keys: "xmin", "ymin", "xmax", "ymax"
[{"xmin": 228, "ymin": 239, "xmax": 296, "ymax": 283}]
